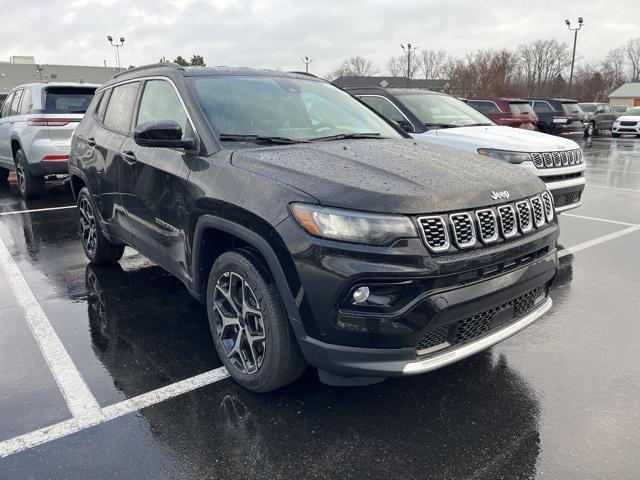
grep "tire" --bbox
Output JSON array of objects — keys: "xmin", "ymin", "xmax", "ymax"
[
  {"xmin": 15, "ymin": 149, "xmax": 44, "ymax": 199},
  {"xmin": 612, "ymin": 133, "xmax": 621, "ymax": 138},
  {"xmin": 537, "ymin": 124, "xmax": 549, "ymax": 134},
  {"xmin": 206, "ymin": 250, "xmax": 306, "ymax": 392},
  {"xmin": 0, "ymin": 167, "xmax": 8, "ymax": 182},
  {"xmin": 77, "ymin": 187, "xmax": 125, "ymax": 264}
]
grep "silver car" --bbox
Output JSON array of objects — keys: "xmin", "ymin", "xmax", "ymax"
[{"xmin": 0, "ymin": 82, "xmax": 98, "ymax": 198}]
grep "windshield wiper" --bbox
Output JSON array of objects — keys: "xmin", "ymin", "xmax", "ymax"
[
  {"xmin": 218, "ymin": 134, "xmax": 308, "ymax": 144},
  {"xmin": 308, "ymin": 132, "xmax": 382, "ymax": 142},
  {"xmin": 424, "ymin": 122, "xmax": 458, "ymax": 129},
  {"xmin": 461, "ymin": 123, "xmax": 494, "ymax": 127}
]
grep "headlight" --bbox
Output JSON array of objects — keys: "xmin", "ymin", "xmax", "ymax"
[
  {"xmin": 477, "ymin": 148, "xmax": 532, "ymax": 164},
  {"xmin": 290, "ymin": 203, "xmax": 417, "ymax": 245}
]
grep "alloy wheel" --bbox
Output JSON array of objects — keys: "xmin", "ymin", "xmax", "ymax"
[
  {"xmin": 212, "ymin": 271, "xmax": 266, "ymax": 374},
  {"xmin": 16, "ymin": 162, "xmax": 26, "ymax": 194},
  {"xmin": 78, "ymin": 197, "xmax": 98, "ymax": 256}
]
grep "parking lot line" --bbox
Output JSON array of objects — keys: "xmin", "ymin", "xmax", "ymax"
[
  {"xmin": 558, "ymin": 225, "xmax": 640, "ymax": 258},
  {"xmin": 0, "ymin": 367, "xmax": 229, "ymax": 459},
  {"xmin": 0, "ymin": 205, "xmax": 75, "ymax": 216},
  {"xmin": 0, "ymin": 232, "xmax": 104, "ymax": 424},
  {"xmin": 562, "ymin": 213, "xmax": 638, "ymax": 227},
  {"xmin": 587, "ymin": 184, "xmax": 640, "ymax": 194}
]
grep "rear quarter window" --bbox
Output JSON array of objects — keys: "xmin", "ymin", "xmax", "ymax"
[
  {"xmin": 561, "ymin": 102, "xmax": 582, "ymax": 115},
  {"xmin": 509, "ymin": 102, "xmax": 535, "ymax": 115},
  {"xmin": 469, "ymin": 101, "xmax": 501, "ymax": 115},
  {"xmin": 44, "ymin": 87, "xmax": 96, "ymax": 114}
]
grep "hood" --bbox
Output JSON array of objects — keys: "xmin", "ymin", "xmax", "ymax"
[
  {"xmin": 415, "ymin": 125, "xmax": 580, "ymax": 153},
  {"xmin": 616, "ymin": 115, "xmax": 640, "ymax": 122},
  {"xmin": 230, "ymin": 139, "xmax": 545, "ymax": 214}
]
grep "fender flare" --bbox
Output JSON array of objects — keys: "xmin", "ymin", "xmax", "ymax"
[
  {"xmin": 68, "ymin": 166, "xmax": 91, "ymax": 199},
  {"xmin": 191, "ymin": 215, "xmax": 301, "ymax": 324}
]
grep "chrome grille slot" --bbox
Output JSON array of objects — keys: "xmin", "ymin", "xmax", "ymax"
[
  {"xmin": 418, "ymin": 216, "xmax": 450, "ymax": 253},
  {"xmin": 543, "ymin": 152, "xmax": 553, "ymax": 167},
  {"xmin": 475, "ymin": 209, "xmax": 498, "ymax": 244},
  {"xmin": 552, "ymin": 151, "xmax": 561, "ymax": 167},
  {"xmin": 533, "ymin": 149, "xmax": 582, "ymax": 168},
  {"xmin": 449, "ymin": 213, "xmax": 476, "ymax": 248},
  {"xmin": 515, "ymin": 201, "xmax": 533, "ymax": 233},
  {"xmin": 497, "ymin": 205, "xmax": 517, "ymax": 238},
  {"xmin": 561, "ymin": 151, "xmax": 569, "ymax": 166},
  {"xmin": 541, "ymin": 191, "xmax": 555, "ymax": 222},
  {"xmin": 531, "ymin": 153, "xmax": 543, "ymax": 168},
  {"xmin": 530, "ymin": 196, "xmax": 545, "ymax": 227}
]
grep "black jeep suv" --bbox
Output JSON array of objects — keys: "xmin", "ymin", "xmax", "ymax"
[
  {"xmin": 70, "ymin": 64, "xmax": 558, "ymax": 392},
  {"xmin": 528, "ymin": 98, "xmax": 586, "ymax": 136}
]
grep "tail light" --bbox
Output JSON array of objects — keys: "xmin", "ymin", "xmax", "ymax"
[
  {"xmin": 42, "ymin": 155, "xmax": 70, "ymax": 161},
  {"xmin": 28, "ymin": 118, "xmax": 78, "ymax": 127}
]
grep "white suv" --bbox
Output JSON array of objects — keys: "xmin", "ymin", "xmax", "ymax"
[
  {"xmin": 351, "ymin": 88, "xmax": 586, "ymax": 213},
  {"xmin": 0, "ymin": 82, "xmax": 98, "ymax": 198}
]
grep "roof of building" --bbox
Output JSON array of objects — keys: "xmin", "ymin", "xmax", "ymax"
[
  {"xmin": 608, "ymin": 82, "xmax": 640, "ymax": 98},
  {"xmin": 332, "ymin": 76, "xmax": 448, "ymax": 90}
]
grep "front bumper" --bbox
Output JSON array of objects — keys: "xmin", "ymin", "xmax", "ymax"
[{"xmin": 612, "ymin": 123, "xmax": 640, "ymax": 135}]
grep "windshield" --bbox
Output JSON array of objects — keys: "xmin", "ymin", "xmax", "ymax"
[
  {"xmin": 509, "ymin": 102, "xmax": 535, "ymax": 115},
  {"xmin": 626, "ymin": 107, "xmax": 640, "ymax": 116},
  {"xmin": 562, "ymin": 102, "xmax": 583, "ymax": 115},
  {"xmin": 578, "ymin": 104, "xmax": 596, "ymax": 113},
  {"xmin": 190, "ymin": 76, "xmax": 402, "ymax": 142},
  {"xmin": 397, "ymin": 93, "xmax": 494, "ymax": 128},
  {"xmin": 44, "ymin": 87, "xmax": 96, "ymax": 114}
]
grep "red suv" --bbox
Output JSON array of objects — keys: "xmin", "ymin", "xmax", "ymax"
[{"xmin": 467, "ymin": 97, "xmax": 538, "ymax": 130}]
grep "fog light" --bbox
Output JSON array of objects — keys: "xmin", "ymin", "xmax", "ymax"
[{"xmin": 352, "ymin": 286, "xmax": 370, "ymax": 304}]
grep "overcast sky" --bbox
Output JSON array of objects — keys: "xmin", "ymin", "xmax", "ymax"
[{"xmin": 0, "ymin": 0, "xmax": 637, "ymax": 76}]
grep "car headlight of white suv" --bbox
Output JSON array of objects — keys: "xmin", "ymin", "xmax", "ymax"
[{"xmin": 477, "ymin": 148, "xmax": 532, "ymax": 164}]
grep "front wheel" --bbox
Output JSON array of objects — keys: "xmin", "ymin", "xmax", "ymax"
[
  {"xmin": 77, "ymin": 187, "xmax": 125, "ymax": 264},
  {"xmin": 206, "ymin": 250, "xmax": 306, "ymax": 392},
  {"xmin": 15, "ymin": 149, "xmax": 44, "ymax": 199}
]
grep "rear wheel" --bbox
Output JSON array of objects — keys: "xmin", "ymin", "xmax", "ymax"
[
  {"xmin": 77, "ymin": 187, "xmax": 125, "ymax": 264},
  {"xmin": 15, "ymin": 149, "xmax": 44, "ymax": 199},
  {"xmin": 206, "ymin": 250, "xmax": 306, "ymax": 392}
]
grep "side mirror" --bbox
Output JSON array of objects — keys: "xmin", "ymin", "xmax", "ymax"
[
  {"xmin": 134, "ymin": 120, "xmax": 196, "ymax": 150},
  {"xmin": 395, "ymin": 118, "xmax": 415, "ymax": 133}
]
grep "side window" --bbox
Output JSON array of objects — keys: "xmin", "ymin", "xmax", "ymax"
[
  {"xmin": 103, "ymin": 82, "xmax": 139, "ymax": 133},
  {"xmin": 136, "ymin": 80, "xmax": 189, "ymax": 138},
  {"xmin": 602, "ymin": 105, "xmax": 611, "ymax": 113},
  {"xmin": 19, "ymin": 88, "xmax": 33, "ymax": 115},
  {"xmin": 532, "ymin": 101, "xmax": 554, "ymax": 114},
  {"xmin": 0, "ymin": 92, "xmax": 15, "ymax": 118},
  {"xmin": 358, "ymin": 95, "xmax": 414, "ymax": 131},
  {"xmin": 9, "ymin": 89, "xmax": 24, "ymax": 116},
  {"xmin": 96, "ymin": 89, "xmax": 111, "ymax": 121},
  {"xmin": 469, "ymin": 101, "xmax": 500, "ymax": 115}
]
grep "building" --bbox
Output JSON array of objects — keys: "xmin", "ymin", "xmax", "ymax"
[
  {"xmin": 0, "ymin": 56, "xmax": 123, "ymax": 101},
  {"xmin": 608, "ymin": 82, "xmax": 640, "ymax": 108},
  {"xmin": 332, "ymin": 76, "xmax": 448, "ymax": 92}
]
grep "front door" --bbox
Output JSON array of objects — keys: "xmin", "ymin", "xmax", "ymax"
[{"xmin": 120, "ymin": 79, "xmax": 196, "ymax": 280}]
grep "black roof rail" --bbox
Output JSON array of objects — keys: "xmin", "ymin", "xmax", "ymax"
[{"xmin": 113, "ymin": 62, "xmax": 184, "ymax": 78}]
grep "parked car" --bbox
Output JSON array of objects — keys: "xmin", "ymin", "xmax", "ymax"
[
  {"xmin": 527, "ymin": 98, "xmax": 586, "ymax": 137},
  {"xmin": 466, "ymin": 97, "xmax": 538, "ymax": 130},
  {"xmin": 70, "ymin": 64, "xmax": 558, "ymax": 392},
  {"xmin": 578, "ymin": 102, "xmax": 615, "ymax": 136},
  {"xmin": 612, "ymin": 107, "xmax": 640, "ymax": 137},
  {"xmin": 612, "ymin": 105, "xmax": 629, "ymax": 118},
  {"xmin": 349, "ymin": 88, "xmax": 585, "ymax": 212},
  {"xmin": 0, "ymin": 82, "xmax": 98, "ymax": 198}
]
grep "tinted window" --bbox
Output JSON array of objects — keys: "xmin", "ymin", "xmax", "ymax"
[
  {"xmin": 562, "ymin": 102, "xmax": 582, "ymax": 114},
  {"xmin": 44, "ymin": 87, "xmax": 96, "ymax": 114},
  {"xmin": 96, "ymin": 90, "xmax": 111, "ymax": 121},
  {"xmin": 10, "ymin": 89, "xmax": 24, "ymax": 116},
  {"xmin": 509, "ymin": 102, "xmax": 535, "ymax": 115},
  {"xmin": 469, "ymin": 101, "xmax": 501, "ymax": 115},
  {"xmin": 359, "ymin": 96, "xmax": 405, "ymax": 121},
  {"xmin": 532, "ymin": 101, "xmax": 554, "ymax": 114},
  {"xmin": 103, "ymin": 82, "xmax": 139, "ymax": 133},
  {"xmin": 19, "ymin": 88, "xmax": 33, "ymax": 114},
  {"xmin": 191, "ymin": 76, "xmax": 401, "ymax": 141},
  {"xmin": 136, "ymin": 80, "xmax": 189, "ymax": 138},
  {"xmin": 0, "ymin": 92, "xmax": 15, "ymax": 118}
]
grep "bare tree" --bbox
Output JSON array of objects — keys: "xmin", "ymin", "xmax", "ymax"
[
  {"xmin": 332, "ymin": 56, "xmax": 378, "ymax": 78},
  {"xmin": 445, "ymin": 49, "xmax": 518, "ymax": 97},
  {"xmin": 386, "ymin": 54, "xmax": 420, "ymax": 78},
  {"xmin": 516, "ymin": 39, "xmax": 571, "ymax": 96},
  {"xmin": 417, "ymin": 49, "xmax": 448, "ymax": 79},
  {"xmin": 627, "ymin": 38, "xmax": 640, "ymax": 82}
]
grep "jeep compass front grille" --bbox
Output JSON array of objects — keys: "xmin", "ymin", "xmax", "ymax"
[
  {"xmin": 530, "ymin": 149, "xmax": 582, "ymax": 169},
  {"xmin": 418, "ymin": 193, "xmax": 554, "ymax": 254}
]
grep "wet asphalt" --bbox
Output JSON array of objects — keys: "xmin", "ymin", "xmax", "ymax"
[{"xmin": 0, "ymin": 136, "xmax": 639, "ymax": 479}]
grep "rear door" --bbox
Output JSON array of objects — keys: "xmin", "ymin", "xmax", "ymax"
[
  {"xmin": 83, "ymin": 81, "xmax": 139, "ymax": 244},
  {"xmin": 598, "ymin": 104, "xmax": 615, "ymax": 130},
  {"xmin": 119, "ymin": 78, "xmax": 196, "ymax": 279}
]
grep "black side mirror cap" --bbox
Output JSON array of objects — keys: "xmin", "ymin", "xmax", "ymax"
[{"xmin": 134, "ymin": 120, "xmax": 196, "ymax": 150}]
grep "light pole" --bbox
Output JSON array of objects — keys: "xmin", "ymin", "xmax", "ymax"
[
  {"xmin": 401, "ymin": 43, "xmax": 418, "ymax": 88},
  {"xmin": 107, "ymin": 35, "xmax": 125, "ymax": 69},
  {"xmin": 565, "ymin": 17, "xmax": 584, "ymax": 97},
  {"xmin": 301, "ymin": 56, "xmax": 313, "ymax": 74}
]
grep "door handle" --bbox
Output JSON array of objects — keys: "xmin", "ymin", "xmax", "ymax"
[
  {"xmin": 122, "ymin": 150, "xmax": 137, "ymax": 164},
  {"xmin": 87, "ymin": 137, "xmax": 96, "ymax": 147}
]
